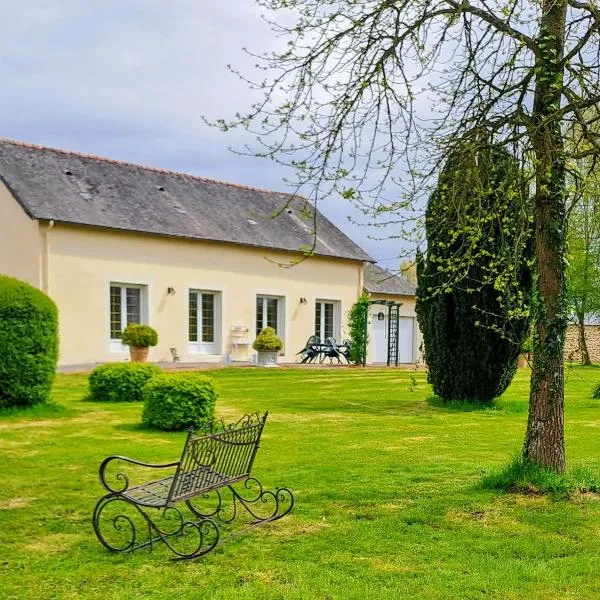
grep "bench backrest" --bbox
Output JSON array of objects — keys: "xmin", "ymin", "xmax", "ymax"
[{"xmin": 167, "ymin": 412, "xmax": 268, "ymax": 504}]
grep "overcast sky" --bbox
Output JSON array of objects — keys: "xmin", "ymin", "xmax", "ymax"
[{"xmin": 0, "ymin": 1, "xmax": 406, "ymax": 264}]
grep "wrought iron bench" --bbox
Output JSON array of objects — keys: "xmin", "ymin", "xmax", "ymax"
[{"xmin": 92, "ymin": 412, "xmax": 293, "ymax": 560}]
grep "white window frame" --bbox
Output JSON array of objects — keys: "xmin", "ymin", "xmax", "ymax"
[
  {"xmin": 255, "ymin": 294, "xmax": 286, "ymax": 346},
  {"xmin": 109, "ymin": 282, "xmax": 148, "ymax": 354},
  {"xmin": 315, "ymin": 299, "xmax": 341, "ymax": 342},
  {"xmin": 188, "ymin": 289, "xmax": 222, "ymax": 355}
]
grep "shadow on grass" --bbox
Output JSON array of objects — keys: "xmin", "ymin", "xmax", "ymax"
[
  {"xmin": 0, "ymin": 401, "xmax": 70, "ymax": 420},
  {"xmin": 426, "ymin": 395, "xmax": 528, "ymax": 414},
  {"xmin": 481, "ymin": 455, "xmax": 600, "ymax": 496},
  {"xmin": 426, "ymin": 395, "xmax": 501, "ymax": 412}
]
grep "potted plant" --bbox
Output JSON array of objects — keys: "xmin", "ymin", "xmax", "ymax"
[
  {"xmin": 252, "ymin": 327, "xmax": 283, "ymax": 367},
  {"xmin": 121, "ymin": 324, "xmax": 158, "ymax": 363}
]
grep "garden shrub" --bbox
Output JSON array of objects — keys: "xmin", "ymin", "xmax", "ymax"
[
  {"xmin": 253, "ymin": 327, "xmax": 283, "ymax": 352},
  {"xmin": 142, "ymin": 373, "xmax": 218, "ymax": 431},
  {"xmin": 0, "ymin": 275, "xmax": 59, "ymax": 408},
  {"xmin": 89, "ymin": 363, "xmax": 161, "ymax": 402},
  {"xmin": 347, "ymin": 293, "xmax": 370, "ymax": 365},
  {"xmin": 416, "ymin": 140, "xmax": 533, "ymax": 404},
  {"xmin": 592, "ymin": 382, "xmax": 600, "ymax": 399},
  {"xmin": 121, "ymin": 324, "xmax": 158, "ymax": 347}
]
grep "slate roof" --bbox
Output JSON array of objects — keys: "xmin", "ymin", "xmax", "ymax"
[
  {"xmin": 363, "ymin": 263, "xmax": 416, "ymax": 296},
  {"xmin": 0, "ymin": 139, "xmax": 372, "ymax": 262}
]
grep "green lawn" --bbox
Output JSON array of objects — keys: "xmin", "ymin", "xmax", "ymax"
[{"xmin": 2, "ymin": 366, "xmax": 600, "ymax": 600}]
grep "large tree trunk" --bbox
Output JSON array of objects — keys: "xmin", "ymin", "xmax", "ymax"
[
  {"xmin": 523, "ymin": 0, "xmax": 568, "ymax": 472},
  {"xmin": 577, "ymin": 312, "xmax": 592, "ymax": 365}
]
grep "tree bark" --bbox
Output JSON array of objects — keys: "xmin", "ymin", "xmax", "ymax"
[
  {"xmin": 577, "ymin": 312, "xmax": 592, "ymax": 365},
  {"xmin": 523, "ymin": 0, "xmax": 568, "ymax": 472}
]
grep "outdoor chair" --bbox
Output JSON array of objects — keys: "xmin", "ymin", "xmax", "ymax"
[
  {"xmin": 297, "ymin": 335, "xmax": 321, "ymax": 363},
  {"xmin": 320, "ymin": 337, "xmax": 343, "ymax": 364},
  {"xmin": 92, "ymin": 412, "xmax": 293, "ymax": 560}
]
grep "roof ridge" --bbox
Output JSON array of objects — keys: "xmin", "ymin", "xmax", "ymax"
[{"xmin": 0, "ymin": 137, "xmax": 300, "ymax": 199}]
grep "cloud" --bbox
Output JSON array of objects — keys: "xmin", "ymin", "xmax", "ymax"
[{"xmin": 0, "ymin": 1, "xmax": 410, "ymax": 263}]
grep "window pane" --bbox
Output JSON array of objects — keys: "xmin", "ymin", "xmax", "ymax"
[
  {"xmin": 266, "ymin": 298, "xmax": 278, "ymax": 332},
  {"xmin": 202, "ymin": 294, "xmax": 214, "ymax": 343},
  {"xmin": 324, "ymin": 303, "xmax": 334, "ymax": 340},
  {"xmin": 110, "ymin": 286, "xmax": 122, "ymax": 339},
  {"xmin": 189, "ymin": 291, "xmax": 198, "ymax": 342},
  {"xmin": 256, "ymin": 297, "xmax": 264, "ymax": 336},
  {"xmin": 315, "ymin": 303, "xmax": 321, "ymax": 340},
  {"xmin": 126, "ymin": 287, "xmax": 141, "ymax": 325}
]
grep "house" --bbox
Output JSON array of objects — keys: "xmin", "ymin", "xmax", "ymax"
[
  {"xmin": 0, "ymin": 138, "xmax": 420, "ymax": 367},
  {"xmin": 363, "ymin": 263, "xmax": 422, "ymax": 365}
]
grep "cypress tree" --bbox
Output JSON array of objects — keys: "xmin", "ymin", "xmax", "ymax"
[{"xmin": 416, "ymin": 140, "xmax": 533, "ymax": 404}]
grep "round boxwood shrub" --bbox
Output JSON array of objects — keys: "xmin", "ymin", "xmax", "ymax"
[
  {"xmin": 253, "ymin": 327, "xmax": 283, "ymax": 352},
  {"xmin": 121, "ymin": 324, "xmax": 158, "ymax": 348},
  {"xmin": 89, "ymin": 363, "xmax": 162, "ymax": 402},
  {"xmin": 142, "ymin": 373, "xmax": 218, "ymax": 431},
  {"xmin": 0, "ymin": 275, "xmax": 59, "ymax": 408}
]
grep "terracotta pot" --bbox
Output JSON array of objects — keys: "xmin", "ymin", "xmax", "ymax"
[{"xmin": 129, "ymin": 346, "xmax": 149, "ymax": 363}]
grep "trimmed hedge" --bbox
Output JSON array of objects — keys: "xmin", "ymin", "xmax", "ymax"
[
  {"xmin": 142, "ymin": 373, "xmax": 218, "ymax": 431},
  {"xmin": 0, "ymin": 275, "xmax": 59, "ymax": 408},
  {"xmin": 89, "ymin": 363, "xmax": 162, "ymax": 402},
  {"xmin": 253, "ymin": 327, "xmax": 283, "ymax": 352},
  {"xmin": 121, "ymin": 324, "xmax": 158, "ymax": 348}
]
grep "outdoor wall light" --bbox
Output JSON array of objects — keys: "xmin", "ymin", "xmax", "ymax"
[
  {"xmin": 167, "ymin": 287, "xmax": 176, "ymax": 296},
  {"xmin": 377, "ymin": 312, "xmax": 385, "ymax": 321},
  {"xmin": 299, "ymin": 297, "xmax": 307, "ymax": 304}
]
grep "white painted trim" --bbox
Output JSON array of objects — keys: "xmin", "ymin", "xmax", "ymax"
[
  {"xmin": 253, "ymin": 291, "xmax": 287, "ymax": 351},
  {"xmin": 186, "ymin": 287, "xmax": 223, "ymax": 355},
  {"xmin": 105, "ymin": 278, "xmax": 153, "ymax": 356}
]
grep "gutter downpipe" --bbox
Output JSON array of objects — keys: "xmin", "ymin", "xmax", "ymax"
[{"xmin": 42, "ymin": 220, "xmax": 54, "ymax": 294}]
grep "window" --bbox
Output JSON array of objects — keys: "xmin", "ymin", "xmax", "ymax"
[
  {"xmin": 315, "ymin": 300, "xmax": 341, "ymax": 342},
  {"xmin": 109, "ymin": 283, "xmax": 147, "ymax": 352},
  {"xmin": 256, "ymin": 295, "xmax": 285, "ymax": 337},
  {"xmin": 189, "ymin": 290, "xmax": 221, "ymax": 354}
]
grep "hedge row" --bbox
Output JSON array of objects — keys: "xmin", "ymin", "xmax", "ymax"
[{"xmin": 88, "ymin": 363, "xmax": 217, "ymax": 431}]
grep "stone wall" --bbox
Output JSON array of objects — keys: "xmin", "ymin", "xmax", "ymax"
[{"xmin": 564, "ymin": 324, "xmax": 600, "ymax": 363}]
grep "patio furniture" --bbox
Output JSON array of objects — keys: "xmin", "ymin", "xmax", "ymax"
[
  {"xmin": 320, "ymin": 337, "xmax": 343, "ymax": 364},
  {"xmin": 297, "ymin": 335, "xmax": 321, "ymax": 363},
  {"xmin": 92, "ymin": 412, "xmax": 294, "ymax": 560}
]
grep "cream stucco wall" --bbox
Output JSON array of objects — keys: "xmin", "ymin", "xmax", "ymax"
[
  {"xmin": 0, "ymin": 180, "xmax": 42, "ymax": 286},
  {"xmin": 48, "ymin": 225, "xmax": 363, "ymax": 366},
  {"xmin": 366, "ymin": 292, "xmax": 422, "ymax": 364}
]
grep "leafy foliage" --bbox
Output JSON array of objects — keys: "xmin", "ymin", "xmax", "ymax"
[
  {"xmin": 591, "ymin": 382, "xmax": 600, "ymax": 399},
  {"xmin": 416, "ymin": 141, "xmax": 533, "ymax": 404},
  {"xmin": 88, "ymin": 363, "xmax": 161, "ymax": 402},
  {"xmin": 0, "ymin": 275, "xmax": 59, "ymax": 408},
  {"xmin": 252, "ymin": 327, "xmax": 283, "ymax": 352},
  {"xmin": 347, "ymin": 294, "xmax": 370, "ymax": 365},
  {"xmin": 566, "ymin": 170, "xmax": 600, "ymax": 364},
  {"xmin": 142, "ymin": 373, "xmax": 218, "ymax": 431},
  {"xmin": 121, "ymin": 324, "xmax": 158, "ymax": 348}
]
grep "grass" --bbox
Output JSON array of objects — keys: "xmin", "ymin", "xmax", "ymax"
[{"xmin": 2, "ymin": 366, "xmax": 600, "ymax": 599}]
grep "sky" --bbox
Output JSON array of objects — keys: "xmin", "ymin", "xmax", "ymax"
[{"xmin": 0, "ymin": 1, "xmax": 408, "ymax": 264}]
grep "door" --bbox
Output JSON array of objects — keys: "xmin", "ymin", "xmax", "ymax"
[
  {"xmin": 372, "ymin": 312, "xmax": 388, "ymax": 363},
  {"xmin": 398, "ymin": 317, "xmax": 415, "ymax": 363}
]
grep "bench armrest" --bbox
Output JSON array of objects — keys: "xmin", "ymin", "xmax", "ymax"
[{"xmin": 99, "ymin": 455, "xmax": 180, "ymax": 494}]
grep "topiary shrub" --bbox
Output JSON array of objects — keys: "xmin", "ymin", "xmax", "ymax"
[
  {"xmin": 142, "ymin": 373, "xmax": 218, "ymax": 431},
  {"xmin": 121, "ymin": 324, "xmax": 158, "ymax": 348},
  {"xmin": 416, "ymin": 138, "xmax": 533, "ymax": 405},
  {"xmin": 0, "ymin": 275, "xmax": 59, "ymax": 408},
  {"xmin": 252, "ymin": 327, "xmax": 283, "ymax": 352},
  {"xmin": 88, "ymin": 363, "xmax": 162, "ymax": 402}
]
